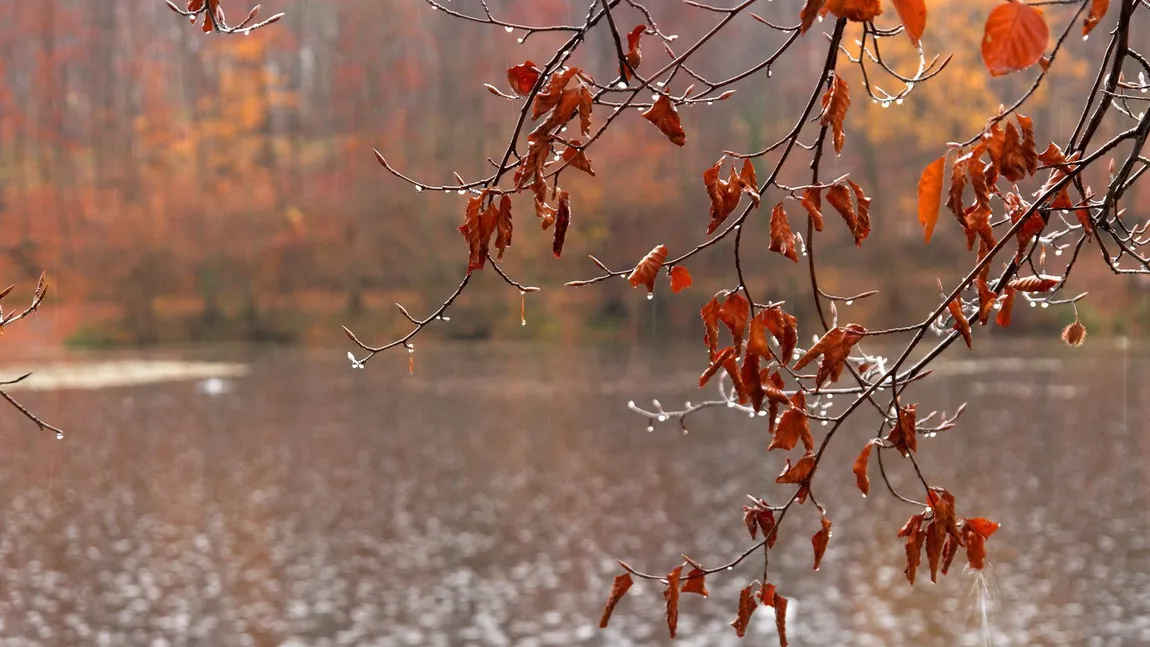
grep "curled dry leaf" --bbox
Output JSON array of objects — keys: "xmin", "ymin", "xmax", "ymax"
[
  {"xmin": 642, "ymin": 94, "xmax": 686, "ymax": 146},
  {"xmin": 506, "ymin": 60, "xmax": 540, "ymax": 96},
  {"xmin": 561, "ymin": 141, "xmax": 595, "ymax": 176},
  {"xmin": 981, "ymin": 1, "xmax": 1049, "ymax": 77},
  {"xmin": 494, "ymin": 195, "xmax": 513, "ymax": 261},
  {"xmin": 898, "ymin": 513, "xmax": 925, "ymax": 584},
  {"xmin": 961, "ymin": 517, "xmax": 999, "ymax": 570},
  {"xmin": 1008, "ymin": 275, "xmax": 1060, "ymax": 293},
  {"xmin": 703, "ymin": 158, "xmax": 758, "ymax": 235},
  {"xmin": 819, "ymin": 73, "xmax": 850, "ymax": 155},
  {"xmin": 699, "ymin": 347, "xmax": 737, "ymax": 388},
  {"xmin": 730, "ymin": 584, "xmax": 757, "ymax": 637},
  {"xmin": 1083, "ymin": 0, "xmax": 1109, "ymax": 36},
  {"xmin": 798, "ymin": 0, "xmax": 825, "ymax": 35},
  {"xmin": 664, "ymin": 565, "xmax": 683, "ymax": 639},
  {"xmin": 772, "ymin": 592, "xmax": 789, "ymax": 647},
  {"xmin": 1062, "ymin": 320, "xmax": 1087, "ymax": 347},
  {"xmin": 996, "ymin": 286, "xmax": 1016, "ymax": 327},
  {"xmin": 552, "ymin": 191, "xmax": 572, "ymax": 257},
  {"xmin": 459, "ymin": 191, "xmax": 498, "ymax": 272},
  {"xmin": 885, "ymin": 403, "xmax": 918, "ymax": 456},
  {"xmin": 599, "ymin": 572, "xmax": 633, "ymax": 628},
  {"xmin": 769, "ymin": 392, "xmax": 811, "ymax": 452},
  {"xmin": 812, "ymin": 511, "xmax": 833, "ymax": 571},
  {"xmin": 947, "ymin": 296, "xmax": 973, "ymax": 349},
  {"xmin": 890, "ymin": 0, "xmax": 927, "ymax": 46},
  {"xmin": 717, "ymin": 291, "xmax": 751, "ymax": 354},
  {"xmin": 680, "ymin": 569, "xmax": 709, "ymax": 597},
  {"xmin": 918, "ymin": 156, "xmax": 945, "ymax": 244},
  {"xmin": 826, "ymin": 181, "xmax": 869, "ymax": 246},
  {"xmin": 793, "ymin": 323, "xmax": 867, "ymax": 388},
  {"xmin": 852, "ymin": 439, "xmax": 878, "ymax": 496},
  {"xmin": 769, "ymin": 203, "xmax": 800, "ymax": 262},
  {"xmin": 974, "ymin": 279, "xmax": 996, "ymax": 325},
  {"xmin": 776, "ymin": 451, "xmax": 816, "ymax": 485},
  {"xmin": 802, "ymin": 187, "xmax": 825, "ymax": 232},
  {"xmin": 825, "ymin": 0, "xmax": 883, "ymax": 22},
  {"xmin": 627, "ymin": 244, "xmax": 668, "ymax": 292},
  {"xmin": 669, "ymin": 266, "xmax": 693, "ymax": 293},
  {"xmin": 624, "ymin": 25, "xmax": 645, "ymax": 79},
  {"xmin": 743, "ymin": 499, "xmax": 778, "ymax": 545}
]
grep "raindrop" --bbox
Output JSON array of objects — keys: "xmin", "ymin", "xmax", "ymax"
[
  {"xmin": 1040, "ymin": 302, "xmax": 1050, "ymax": 309},
  {"xmin": 845, "ymin": 300, "xmax": 854, "ymax": 306},
  {"xmin": 646, "ymin": 293, "xmax": 654, "ymax": 300},
  {"xmin": 748, "ymin": 412, "xmax": 756, "ymax": 419},
  {"xmin": 681, "ymin": 428, "xmax": 689, "ymax": 436},
  {"xmin": 407, "ymin": 345, "xmax": 415, "ymax": 354},
  {"xmin": 457, "ymin": 190, "xmax": 465, "ymax": 195},
  {"xmin": 684, "ymin": 401, "xmax": 691, "ymax": 408},
  {"xmin": 821, "ymin": 420, "xmax": 829, "ymax": 426},
  {"xmin": 616, "ymin": 81, "xmax": 628, "ymax": 89},
  {"xmin": 657, "ymin": 415, "xmax": 668, "ymax": 422},
  {"xmin": 734, "ymin": 224, "xmax": 741, "ymax": 230},
  {"xmin": 817, "ymin": 15, "xmax": 824, "ymax": 23},
  {"xmin": 758, "ymin": 410, "xmax": 768, "ymax": 417},
  {"xmin": 1082, "ymin": 34, "xmax": 1089, "ymax": 41},
  {"xmin": 55, "ymin": 432, "xmax": 63, "ymax": 440},
  {"xmin": 1055, "ymin": 248, "xmax": 1063, "ymax": 256},
  {"xmin": 882, "ymin": 102, "xmax": 891, "ymax": 108},
  {"xmin": 628, "ymin": 400, "xmax": 636, "ymax": 408},
  {"xmin": 517, "ymin": 37, "xmax": 524, "ymax": 44},
  {"xmin": 726, "ymin": 402, "xmax": 736, "ymax": 408},
  {"xmin": 895, "ymin": 98, "xmax": 904, "ymax": 106},
  {"xmin": 826, "ymin": 393, "xmax": 833, "ymax": 400},
  {"xmin": 656, "ymin": 81, "xmax": 665, "ymax": 87},
  {"xmin": 706, "ymin": 101, "xmax": 714, "ymax": 106},
  {"xmin": 862, "ymin": 493, "xmax": 867, "ymax": 499},
  {"xmin": 727, "ymin": 566, "xmax": 734, "ymax": 571},
  {"xmin": 415, "ymin": 186, "xmax": 424, "ymax": 192},
  {"xmin": 1029, "ymin": 301, "xmax": 1038, "ymax": 308},
  {"xmin": 647, "ymin": 426, "xmax": 655, "ymax": 432},
  {"xmin": 504, "ymin": 26, "xmax": 514, "ymax": 33},
  {"xmin": 767, "ymin": 69, "xmax": 773, "ymax": 78}
]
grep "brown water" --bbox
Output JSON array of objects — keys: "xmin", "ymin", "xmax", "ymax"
[{"xmin": 0, "ymin": 341, "xmax": 1147, "ymax": 646}]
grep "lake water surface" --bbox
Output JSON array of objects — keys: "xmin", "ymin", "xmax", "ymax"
[{"xmin": 0, "ymin": 341, "xmax": 1147, "ymax": 646}]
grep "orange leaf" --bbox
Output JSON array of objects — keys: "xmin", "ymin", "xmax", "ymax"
[
  {"xmin": 552, "ymin": 190, "xmax": 572, "ymax": 257},
  {"xmin": 718, "ymin": 291, "xmax": 751, "ymax": 354},
  {"xmin": 776, "ymin": 452, "xmax": 816, "ymax": 484},
  {"xmin": 769, "ymin": 203, "xmax": 800, "ymax": 262},
  {"xmin": 899, "ymin": 513, "xmax": 925, "ymax": 584},
  {"xmin": 506, "ymin": 60, "xmax": 540, "ymax": 96},
  {"xmin": 848, "ymin": 180, "xmax": 872, "ymax": 245},
  {"xmin": 890, "ymin": 0, "xmax": 927, "ymax": 46},
  {"xmin": 996, "ymin": 286, "xmax": 1016, "ymax": 327},
  {"xmin": 852, "ymin": 439, "xmax": 877, "ymax": 496},
  {"xmin": 669, "ymin": 266, "xmax": 693, "ymax": 293},
  {"xmin": 741, "ymin": 354, "xmax": 766, "ymax": 412},
  {"xmin": 925, "ymin": 518, "xmax": 946, "ymax": 583},
  {"xmin": 826, "ymin": 182, "xmax": 867, "ymax": 246},
  {"xmin": 947, "ymin": 296, "xmax": 973, "ymax": 349},
  {"xmin": 798, "ymin": 0, "xmax": 826, "ymax": 35},
  {"xmin": 680, "ymin": 568, "xmax": 709, "ymax": 597},
  {"xmin": 599, "ymin": 572, "xmax": 633, "ymax": 628},
  {"xmin": 730, "ymin": 584, "xmax": 757, "ymax": 637},
  {"xmin": 494, "ymin": 194, "xmax": 514, "ymax": 261},
  {"xmin": 664, "ymin": 565, "xmax": 682, "ymax": 639},
  {"xmin": 792, "ymin": 323, "xmax": 867, "ymax": 388},
  {"xmin": 819, "ymin": 74, "xmax": 850, "ymax": 154},
  {"xmin": 886, "ymin": 403, "xmax": 918, "ymax": 456},
  {"xmin": 700, "ymin": 347, "xmax": 737, "ymax": 388},
  {"xmin": 769, "ymin": 392, "xmax": 810, "ymax": 452},
  {"xmin": 812, "ymin": 511, "xmax": 832, "ymax": 570},
  {"xmin": 642, "ymin": 94, "xmax": 686, "ymax": 146},
  {"xmin": 966, "ymin": 517, "xmax": 1000, "ymax": 539},
  {"xmin": 627, "ymin": 244, "xmax": 668, "ymax": 292},
  {"xmin": 740, "ymin": 159, "xmax": 761, "ymax": 207},
  {"xmin": 825, "ymin": 0, "xmax": 883, "ymax": 22},
  {"xmin": 1083, "ymin": 0, "xmax": 1109, "ymax": 36},
  {"xmin": 801, "ymin": 188, "xmax": 824, "ymax": 232},
  {"xmin": 918, "ymin": 156, "xmax": 945, "ymax": 243},
  {"xmin": 458, "ymin": 192, "xmax": 498, "ymax": 272},
  {"xmin": 981, "ymin": 2, "xmax": 1049, "ymax": 77},
  {"xmin": 624, "ymin": 25, "xmax": 644, "ymax": 79},
  {"xmin": 1061, "ymin": 320, "xmax": 1087, "ymax": 347},
  {"xmin": 1008, "ymin": 275, "xmax": 1060, "ymax": 293},
  {"xmin": 701, "ymin": 297, "xmax": 722, "ymax": 357},
  {"xmin": 773, "ymin": 592, "xmax": 789, "ymax": 646},
  {"xmin": 561, "ymin": 141, "xmax": 596, "ymax": 176}
]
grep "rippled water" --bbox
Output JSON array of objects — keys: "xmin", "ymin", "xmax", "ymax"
[{"xmin": 0, "ymin": 341, "xmax": 1146, "ymax": 646}]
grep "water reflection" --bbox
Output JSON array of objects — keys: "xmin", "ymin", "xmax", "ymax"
[{"xmin": 0, "ymin": 342, "xmax": 1146, "ymax": 646}]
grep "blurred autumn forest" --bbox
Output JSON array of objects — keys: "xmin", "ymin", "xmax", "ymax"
[{"xmin": 1, "ymin": 0, "xmax": 1145, "ymax": 347}]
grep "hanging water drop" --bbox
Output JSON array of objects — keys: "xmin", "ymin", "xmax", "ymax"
[
  {"xmin": 647, "ymin": 425, "xmax": 655, "ymax": 432},
  {"xmin": 646, "ymin": 292, "xmax": 654, "ymax": 301},
  {"xmin": 616, "ymin": 81, "xmax": 628, "ymax": 89},
  {"xmin": 415, "ymin": 186, "xmax": 423, "ymax": 192},
  {"xmin": 55, "ymin": 431, "xmax": 63, "ymax": 440},
  {"xmin": 520, "ymin": 290, "xmax": 527, "ymax": 326},
  {"xmin": 1041, "ymin": 302, "xmax": 1050, "ymax": 309},
  {"xmin": 504, "ymin": 25, "xmax": 514, "ymax": 33},
  {"xmin": 657, "ymin": 415, "xmax": 668, "ymax": 422},
  {"xmin": 1029, "ymin": 301, "xmax": 1038, "ymax": 308},
  {"xmin": 845, "ymin": 300, "xmax": 854, "ymax": 306},
  {"xmin": 457, "ymin": 189, "xmax": 465, "ymax": 195},
  {"xmin": 895, "ymin": 98, "xmax": 904, "ymax": 106},
  {"xmin": 517, "ymin": 37, "xmax": 524, "ymax": 44},
  {"xmin": 1082, "ymin": 34, "xmax": 1089, "ymax": 41},
  {"xmin": 1055, "ymin": 248, "xmax": 1063, "ymax": 256}
]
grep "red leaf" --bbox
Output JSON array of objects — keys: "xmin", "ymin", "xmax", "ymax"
[
  {"xmin": 996, "ymin": 286, "xmax": 1016, "ymax": 327},
  {"xmin": 561, "ymin": 141, "xmax": 596, "ymax": 176},
  {"xmin": 792, "ymin": 323, "xmax": 867, "ymax": 388},
  {"xmin": 624, "ymin": 25, "xmax": 644, "ymax": 79},
  {"xmin": 642, "ymin": 94, "xmax": 686, "ymax": 146},
  {"xmin": 627, "ymin": 244, "xmax": 668, "ymax": 292},
  {"xmin": 776, "ymin": 452, "xmax": 816, "ymax": 484},
  {"xmin": 853, "ymin": 439, "xmax": 877, "ymax": 496},
  {"xmin": 819, "ymin": 73, "xmax": 850, "ymax": 154},
  {"xmin": 812, "ymin": 511, "xmax": 832, "ymax": 570},
  {"xmin": 890, "ymin": 0, "xmax": 927, "ymax": 46},
  {"xmin": 669, "ymin": 266, "xmax": 693, "ymax": 293},
  {"xmin": 599, "ymin": 572, "xmax": 633, "ymax": 628},
  {"xmin": 730, "ymin": 584, "xmax": 757, "ymax": 637},
  {"xmin": 798, "ymin": 0, "xmax": 826, "ymax": 35},
  {"xmin": 918, "ymin": 156, "xmax": 945, "ymax": 243},
  {"xmin": 506, "ymin": 60, "xmax": 540, "ymax": 96},
  {"xmin": 1008, "ymin": 275, "xmax": 1060, "ymax": 293},
  {"xmin": 494, "ymin": 194, "xmax": 514, "ymax": 261},
  {"xmin": 769, "ymin": 392, "xmax": 811, "ymax": 452},
  {"xmin": 718, "ymin": 291, "xmax": 751, "ymax": 354},
  {"xmin": 769, "ymin": 203, "xmax": 800, "ymax": 262},
  {"xmin": 1083, "ymin": 0, "xmax": 1109, "ymax": 36},
  {"xmin": 664, "ymin": 565, "xmax": 682, "ymax": 638},
  {"xmin": 680, "ymin": 568, "xmax": 709, "ymax": 597},
  {"xmin": 981, "ymin": 2, "xmax": 1049, "ymax": 77},
  {"xmin": 552, "ymin": 191, "xmax": 572, "ymax": 257},
  {"xmin": 802, "ymin": 187, "xmax": 825, "ymax": 232}
]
